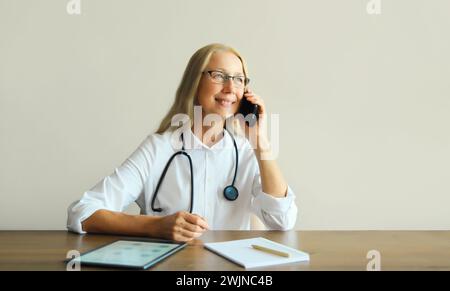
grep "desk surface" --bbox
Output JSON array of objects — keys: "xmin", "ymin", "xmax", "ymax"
[{"xmin": 1, "ymin": 231, "xmax": 449, "ymax": 271}]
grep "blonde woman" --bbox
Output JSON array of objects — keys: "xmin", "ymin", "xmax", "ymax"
[{"xmin": 67, "ymin": 44, "xmax": 297, "ymax": 242}]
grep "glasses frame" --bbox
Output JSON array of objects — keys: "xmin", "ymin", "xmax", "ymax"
[{"xmin": 202, "ymin": 70, "xmax": 250, "ymax": 88}]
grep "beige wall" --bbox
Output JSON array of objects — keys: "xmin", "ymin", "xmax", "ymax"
[{"xmin": 1, "ymin": 0, "xmax": 449, "ymax": 230}]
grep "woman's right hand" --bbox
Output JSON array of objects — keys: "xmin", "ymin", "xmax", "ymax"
[{"xmin": 153, "ymin": 211, "xmax": 209, "ymax": 242}]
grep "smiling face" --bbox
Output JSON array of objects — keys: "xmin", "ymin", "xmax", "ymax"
[{"xmin": 196, "ymin": 50, "xmax": 245, "ymax": 118}]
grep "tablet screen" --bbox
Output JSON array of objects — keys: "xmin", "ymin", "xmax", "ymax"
[{"xmin": 79, "ymin": 239, "xmax": 185, "ymax": 269}]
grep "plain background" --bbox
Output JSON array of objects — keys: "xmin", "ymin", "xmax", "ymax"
[{"xmin": 1, "ymin": 0, "xmax": 449, "ymax": 230}]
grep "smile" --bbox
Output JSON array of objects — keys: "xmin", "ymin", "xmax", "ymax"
[{"xmin": 215, "ymin": 97, "xmax": 236, "ymax": 108}]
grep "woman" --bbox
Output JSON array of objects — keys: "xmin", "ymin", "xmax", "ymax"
[{"xmin": 67, "ymin": 43, "xmax": 297, "ymax": 242}]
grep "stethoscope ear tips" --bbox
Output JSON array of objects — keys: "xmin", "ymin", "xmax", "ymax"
[{"xmin": 223, "ymin": 185, "xmax": 239, "ymax": 201}]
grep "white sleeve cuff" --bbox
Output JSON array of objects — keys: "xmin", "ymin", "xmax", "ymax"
[
  {"xmin": 252, "ymin": 185, "xmax": 295, "ymax": 215},
  {"xmin": 66, "ymin": 200, "xmax": 105, "ymax": 234}
]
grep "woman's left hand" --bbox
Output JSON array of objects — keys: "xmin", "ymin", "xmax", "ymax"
[{"xmin": 243, "ymin": 89, "xmax": 266, "ymax": 116}]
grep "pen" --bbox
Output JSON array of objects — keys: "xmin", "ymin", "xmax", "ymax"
[{"xmin": 251, "ymin": 244, "xmax": 290, "ymax": 258}]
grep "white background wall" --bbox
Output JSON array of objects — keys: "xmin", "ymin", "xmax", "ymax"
[{"xmin": 1, "ymin": 0, "xmax": 449, "ymax": 230}]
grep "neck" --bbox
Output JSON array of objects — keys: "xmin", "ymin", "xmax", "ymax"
[{"xmin": 191, "ymin": 121, "xmax": 225, "ymax": 147}]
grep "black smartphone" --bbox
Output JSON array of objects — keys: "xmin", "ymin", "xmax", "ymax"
[{"xmin": 237, "ymin": 94, "xmax": 259, "ymax": 127}]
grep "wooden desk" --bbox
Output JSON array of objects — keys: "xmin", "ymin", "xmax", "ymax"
[{"xmin": 0, "ymin": 231, "xmax": 449, "ymax": 270}]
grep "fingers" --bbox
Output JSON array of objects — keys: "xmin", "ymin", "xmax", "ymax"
[
  {"xmin": 243, "ymin": 90, "xmax": 265, "ymax": 115},
  {"xmin": 176, "ymin": 226, "xmax": 202, "ymax": 239},
  {"xmin": 182, "ymin": 220, "xmax": 207, "ymax": 233},
  {"xmin": 243, "ymin": 90, "xmax": 254, "ymax": 99},
  {"xmin": 165, "ymin": 211, "xmax": 209, "ymax": 242},
  {"xmin": 184, "ymin": 213, "xmax": 209, "ymax": 230},
  {"xmin": 172, "ymin": 232, "xmax": 198, "ymax": 242},
  {"xmin": 172, "ymin": 223, "xmax": 205, "ymax": 242},
  {"xmin": 244, "ymin": 94, "xmax": 258, "ymax": 104}
]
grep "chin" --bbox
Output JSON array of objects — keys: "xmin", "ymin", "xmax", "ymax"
[
  {"xmin": 216, "ymin": 110, "xmax": 230, "ymax": 119},
  {"xmin": 203, "ymin": 103, "xmax": 237, "ymax": 119}
]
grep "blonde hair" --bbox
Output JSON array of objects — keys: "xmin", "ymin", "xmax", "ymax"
[{"xmin": 156, "ymin": 43, "xmax": 249, "ymax": 134}]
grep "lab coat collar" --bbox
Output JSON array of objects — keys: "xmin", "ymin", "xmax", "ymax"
[{"xmin": 183, "ymin": 128, "xmax": 235, "ymax": 152}]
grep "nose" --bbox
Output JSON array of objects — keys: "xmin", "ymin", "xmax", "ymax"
[{"xmin": 222, "ymin": 78, "xmax": 235, "ymax": 93}]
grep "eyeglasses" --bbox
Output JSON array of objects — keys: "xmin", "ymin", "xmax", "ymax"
[{"xmin": 202, "ymin": 70, "xmax": 250, "ymax": 88}]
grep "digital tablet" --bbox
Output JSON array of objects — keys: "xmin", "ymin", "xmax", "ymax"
[{"xmin": 72, "ymin": 238, "xmax": 186, "ymax": 270}]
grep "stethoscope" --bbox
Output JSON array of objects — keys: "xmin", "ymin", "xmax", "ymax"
[{"xmin": 151, "ymin": 128, "xmax": 239, "ymax": 214}]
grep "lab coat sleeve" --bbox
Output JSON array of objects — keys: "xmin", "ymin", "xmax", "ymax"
[
  {"xmin": 67, "ymin": 136, "xmax": 154, "ymax": 234},
  {"xmin": 250, "ymin": 172, "xmax": 298, "ymax": 231}
]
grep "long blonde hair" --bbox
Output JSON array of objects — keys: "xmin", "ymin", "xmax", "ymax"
[{"xmin": 156, "ymin": 43, "xmax": 249, "ymax": 134}]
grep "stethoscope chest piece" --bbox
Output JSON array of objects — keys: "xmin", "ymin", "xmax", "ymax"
[{"xmin": 223, "ymin": 185, "xmax": 239, "ymax": 201}]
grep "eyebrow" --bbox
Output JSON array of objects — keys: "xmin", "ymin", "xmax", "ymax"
[{"xmin": 214, "ymin": 67, "xmax": 245, "ymax": 76}]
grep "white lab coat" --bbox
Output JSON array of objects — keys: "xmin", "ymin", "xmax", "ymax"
[{"xmin": 67, "ymin": 129, "xmax": 297, "ymax": 233}]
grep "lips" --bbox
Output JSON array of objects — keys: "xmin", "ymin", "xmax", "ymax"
[{"xmin": 215, "ymin": 97, "xmax": 236, "ymax": 107}]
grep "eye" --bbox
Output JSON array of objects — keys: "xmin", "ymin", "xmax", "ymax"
[
  {"xmin": 234, "ymin": 76, "xmax": 245, "ymax": 85},
  {"xmin": 211, "ymin": 71, "xmax": 225, "ymax": 81}
]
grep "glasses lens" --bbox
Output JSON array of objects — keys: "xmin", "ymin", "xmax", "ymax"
[
  {"xmin": 207, "ymin": 71, "xmax": 248, "ymax": 88},
  {"xmin": 233, "ymin": 77, "xmax": 245, "ymax": 87},
  {"xmin": 210, "ymin": 71, "xmax": 225, "ymax": 83}
]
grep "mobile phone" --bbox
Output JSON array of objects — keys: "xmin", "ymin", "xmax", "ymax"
[{"xmin": 237, "ymin": 94, "xmax": 259, "ymax": 127}]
